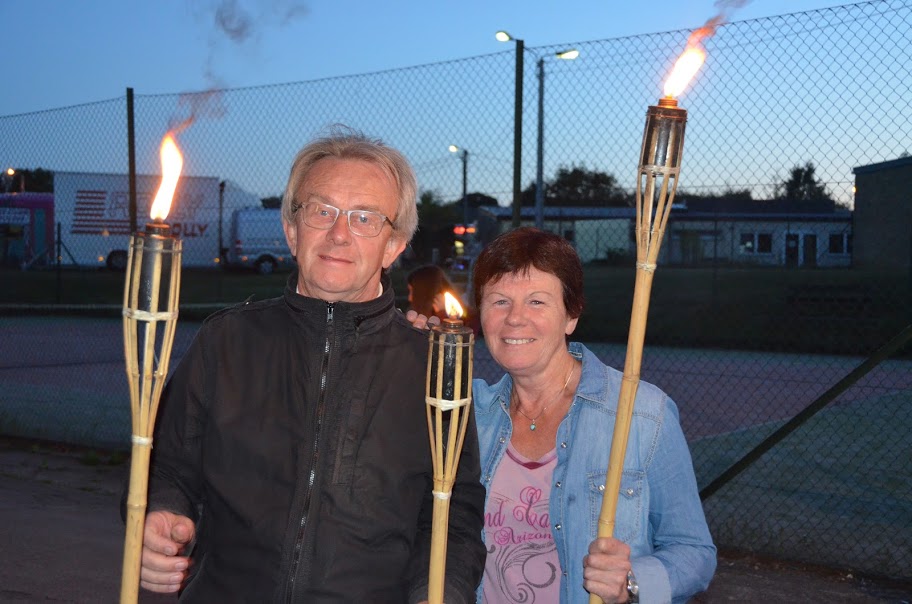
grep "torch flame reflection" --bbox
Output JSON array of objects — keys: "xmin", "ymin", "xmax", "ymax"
[
  {"xmin": 663, "ymin": 47, "xmax": 706, "ymax": 99},
  {"xmin": 444, "ymin": 292, "xmax": 464, "ymax": 319},
  {"xmin": 149, "ymin": 133, "xmax": 184, "ymax": 221}
]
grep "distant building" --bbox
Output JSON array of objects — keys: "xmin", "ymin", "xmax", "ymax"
[
  {"xmin": 853, "ymin": 156, "xmax": 912, "ymax": 272},
  {"xmin": 664, "ymin": 198, "xmax": 852, "ymax": 268},
  {"xmin": 478, "ymin": 200, "xmax": 852, "ymax": 268}
]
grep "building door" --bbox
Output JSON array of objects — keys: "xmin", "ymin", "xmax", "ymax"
[
  {"xmin": 785, "ymin": 234, "xmax": 799, "ymax": 267},
  {"xmin": 802, "ymin": 234, "xmax": 817, "ymax": 267},
  {"xmin": 785, "ymin": 233, "xmax": 817, "ymax": 267}
]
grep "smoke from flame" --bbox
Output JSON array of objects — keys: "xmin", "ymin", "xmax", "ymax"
[
  {"xmin": 170, "ymin": 1, "xmax": 310, "ymax": 135},
  {"xmin": 689, "ymin": 0, "xmax": 749, "ymax": 46},
  {"xmin": 193, "ymin": 0, "xmax": 310, "ymax": 91},
  {"xmin": 156, "ymin": 1, "xmax": 309, "ymax": 186}
]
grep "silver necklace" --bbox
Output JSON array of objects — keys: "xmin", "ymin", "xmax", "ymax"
[{"xmin": 513, "ymin": 364, "xmax": 575, "ymax": 431}]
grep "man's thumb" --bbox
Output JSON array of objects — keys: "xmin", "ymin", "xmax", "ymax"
[{"xmin": 171, "ymin": 518, "xmax": 194, "ymax": 544}]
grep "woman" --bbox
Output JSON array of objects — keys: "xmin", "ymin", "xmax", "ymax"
[
  {"xmin": 472, "ymin": 228, "xmax": 715, "ymax": 603},
  {"xmin": 407, "ymin": 264, "xmax": 480, "ymax": 333},
  {"xmin": 407, "ymin": 264, "xmax": 456, "ymax": 321}
]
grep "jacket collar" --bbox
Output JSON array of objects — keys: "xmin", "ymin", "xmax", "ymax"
[
  {"xmin": 282, "ymin": 269, "xmax": 396, "ymax": 333},
  {"xmin": 480, "ymin": 342, "xmax": 614, "ymax": 411}
]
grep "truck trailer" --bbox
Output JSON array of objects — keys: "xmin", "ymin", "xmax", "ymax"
[{"xmin": 53, "ymin": 171, "xmax": 259, "ymax": 269}]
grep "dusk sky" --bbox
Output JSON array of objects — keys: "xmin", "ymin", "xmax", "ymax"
[{"xmin": 3, "ymin": 0, "xmax": 856, "ymax": 116}]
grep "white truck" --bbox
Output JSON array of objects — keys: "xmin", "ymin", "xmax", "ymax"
[
  {"xmin": 225, "ymin": 207, "xmax": 294, "ymax": 275},
  {"xmin": 53, "ymin": 171, "xmax": 260, "ymax": 269}
]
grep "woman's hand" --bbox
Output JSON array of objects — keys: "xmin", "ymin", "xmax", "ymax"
[
  {"xmin": 582, "ymin": 537, "xmax": 633, "ymax": 603},
  {"xmin": 405, "ymin": 309, "xmax": 440, "ymax": 330}
]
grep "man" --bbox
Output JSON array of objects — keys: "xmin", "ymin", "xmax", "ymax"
[{"xmin": 135, "ymin": 129, "xmax": 486, "ymax": 602}]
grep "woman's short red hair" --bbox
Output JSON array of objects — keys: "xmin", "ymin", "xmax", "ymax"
[{"xmin": 472, "ymin": 227, "xmax": 584, "ymax": 319}]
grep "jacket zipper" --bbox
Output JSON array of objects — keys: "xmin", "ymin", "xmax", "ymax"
[{"xmin": 287, "ymin": 302, "xmax": 334, "ymax": 601}]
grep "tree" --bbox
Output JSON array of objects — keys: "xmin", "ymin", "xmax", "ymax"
[
  {"xmin": 408, "ymin": 189, "xmax": 461, "ymax": 265},
  {"xmin": 522, "ymin": 165, "xmax": 630, "ymax": 207},
  {"xmin": 4, "ymin": 168, "xmax": 53, "ymax": 192},
  {"xmin": 775, "ymin": 162, "xmax": 833, "ymax": 202},
  {"xmin": 466, "ymin": 192, "xmax": 498, "ymax": 209}
]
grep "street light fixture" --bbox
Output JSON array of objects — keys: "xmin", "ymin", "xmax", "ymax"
[
  {"xmin": 496, "ymin": 30, "xmax": 525, "ymax": 228},
  {"xmin": 535, "ymin": 48, "xmax": 580, "ymax": 229},
  {"xmin": 4, "ymin": 168, "xmax": 15, "ymax": 193},
  {"xmin": 449, "ymin": 145, "xmax": 469, "ymax": 226}
]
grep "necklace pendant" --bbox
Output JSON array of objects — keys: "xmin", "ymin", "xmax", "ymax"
[{"xmin": 529, "ymin": 421, "xmax": 537, "ymax": 431}]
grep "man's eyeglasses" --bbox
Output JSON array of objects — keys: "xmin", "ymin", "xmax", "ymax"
[{"xmin": 292, "ymin": 201, "xmax": 393, "ymax": 238}]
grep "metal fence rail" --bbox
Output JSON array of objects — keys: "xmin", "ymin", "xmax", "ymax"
[{"xmin": 1, "ymin": 0, "xmax": 910, "ymax": 583}]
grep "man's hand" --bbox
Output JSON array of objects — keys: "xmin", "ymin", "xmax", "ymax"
[
  {"xmin": 582, "ymin": 537, "xmax": 633, "ymax": 603},
  {"xmin": 140, "ymin": 510, "xmax": 196, "ymax": 593},
  {"xmin": 405, "ymin": 309, "xmax": 440, "ymax": 330}
]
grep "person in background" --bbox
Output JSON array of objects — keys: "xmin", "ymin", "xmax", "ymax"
[
  {"xmin": 471, "ymin": 227, "xmax": 715, "ymax": 603},
  {"xmin": 407, "ymin": 264, "xmax": 457, "ymax": 322},
  {"xmin": 133, "ymin": 127, "xmax": 486, "ymax": 603}
]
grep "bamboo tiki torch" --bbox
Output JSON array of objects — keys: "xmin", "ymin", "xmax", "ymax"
[
  {"xmin": 589, "ymin": 48, "xmax": 704, "ymax": 604},
  {"xmin": 120, "ymin": 133, "xmax": 184, "ymax": 604},
  {"xmin": 425, "ymin": 292, "xmax": 474, "ymax": 604}
]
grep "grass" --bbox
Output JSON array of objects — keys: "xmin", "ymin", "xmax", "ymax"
[{"xmin": 2, "ymin": 264, "xmax": 910, "ymax": 355}]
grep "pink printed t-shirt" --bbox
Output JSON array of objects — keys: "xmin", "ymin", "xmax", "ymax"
[{"xmin": 482, "ymin": 442, "xmax": 560, "ymax": 603}]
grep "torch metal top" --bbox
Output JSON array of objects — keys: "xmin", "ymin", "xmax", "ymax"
[
  {"xmin": 143, "ymin": 220, "xmax": 172, "ymax": 237},
  {"xmin": 434, "ymin": 317, "xmax": 472, "ymax": 335}
]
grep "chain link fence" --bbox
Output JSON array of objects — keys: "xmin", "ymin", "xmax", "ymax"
[{"xmin": 2, "ymin": 0, "xmax": 911, "ymax": 583}]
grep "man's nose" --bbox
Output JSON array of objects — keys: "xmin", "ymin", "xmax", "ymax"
[{"xmin": 326, "ymin": 213, "xmax": 351, "ymax": 244}]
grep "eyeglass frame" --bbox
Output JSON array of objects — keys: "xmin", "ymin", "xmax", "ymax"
[{"xmin": 291, "ymin": 200, "xmax": 394, "ymax": 238}]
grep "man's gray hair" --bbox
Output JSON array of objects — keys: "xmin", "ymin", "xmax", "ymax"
[{"xmin": 281, "ymin": 125, "xmax": 419, "ymax": 242}]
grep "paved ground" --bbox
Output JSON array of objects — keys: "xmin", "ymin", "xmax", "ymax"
[{"xmin": 1, "ymin": 437, "xmax": 909, "ymax": 603}]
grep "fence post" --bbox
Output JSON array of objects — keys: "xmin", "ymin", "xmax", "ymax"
[{"xmin": 55, "ymin": 222, "xmax": 61, "ymax": 303}]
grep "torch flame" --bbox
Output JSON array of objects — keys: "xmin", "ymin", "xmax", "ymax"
[
  {"xmin": 663, "ymin": 46, "xmax": 706, "ymax": 99},
  {"xmin": 444, "ymin": 292, "xmax": 464, "ymax": 319},
  {"xmin": 149, "ymin": 133, "xmax": 184, "ymax": 221}
]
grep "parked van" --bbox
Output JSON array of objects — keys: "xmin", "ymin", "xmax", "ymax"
[{"xmin": 226, "ymin": 208, "xmax": 293, "ymax": 274}]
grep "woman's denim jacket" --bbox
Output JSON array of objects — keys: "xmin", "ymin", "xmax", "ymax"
[{"xmin": 474, "ymin": 343, "xmax": 716, "ymax": 604}]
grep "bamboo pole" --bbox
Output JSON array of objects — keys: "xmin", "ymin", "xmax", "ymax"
[
  {"xmin": 120, "ymin": 229, "xmax": 181, "ymax": 603},
  {"xmin": 425, "ymin": 322, "xmax": 474, "ymax": 604},
  {"xmin": 589, "ymin": 100, "xmax": 686, "ymax": 604}
]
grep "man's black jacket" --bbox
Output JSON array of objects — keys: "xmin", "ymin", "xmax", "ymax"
[{"xmin": 145, "ymin": 272, "xmax": 486, "ymax": 602}]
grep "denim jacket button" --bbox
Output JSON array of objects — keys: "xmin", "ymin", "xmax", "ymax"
[
  {"xmin": 499, "ymin": 437, "xmax": 506, "ymax": 443},
  {"xmin": 555, "ymin": 481, "xmax": 561, "ymax": 488},
  {"xmin": 598, "ymin": 484, "xmax": 605, "ymax": 492},
  {"xmin": 626, "ymin": 488, "xmax": 635, "ymax": 496},
  {"xmin": 560, "ymin": 442, "xmax": 567, "ymax": 448},
  {"xmin": 554, "ymin": 524, "xmax": 562, "ymax": 530}
]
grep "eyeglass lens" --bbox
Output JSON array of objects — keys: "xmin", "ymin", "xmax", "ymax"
[{"xmin": 299, "ymin": 202, "xmax": 388, "ymax": 237}]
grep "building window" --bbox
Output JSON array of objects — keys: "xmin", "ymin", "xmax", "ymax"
[
  {"xmin": 740, "ymin": 232, "xmax": 772, "ymax": 254},
  {"xmin": 829, "ymin": 232, "xmax": 852, "ymax": 255}
]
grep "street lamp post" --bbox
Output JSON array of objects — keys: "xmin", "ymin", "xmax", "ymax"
[
  {"xmin": 496, "ymin": 31, "xmax": 524, "ymax": 229},
  {"xmin": 535, "ymin": 49, "xmax": 579, "ymax": 230},
  {"xmin": 448, "ymin": 145, "xmax": 469, "ymax": 226}
]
